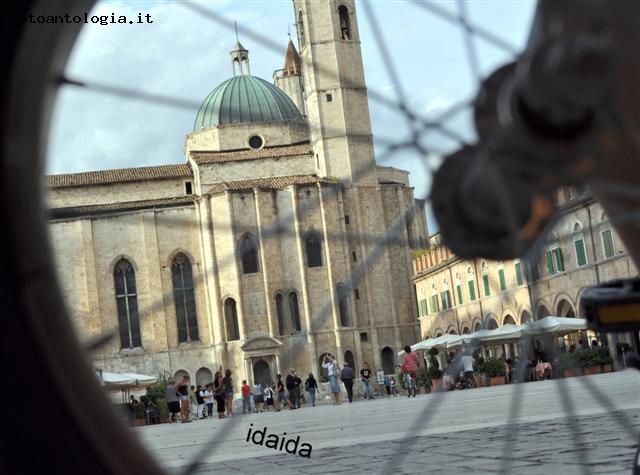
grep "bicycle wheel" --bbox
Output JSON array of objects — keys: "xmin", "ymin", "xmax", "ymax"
[
  {"xmin": 2, "ymin": 1, "xmax": 640, "ymax": 474},
  {"xmin": 1, "ymin": 1, "xmax": 161, "ymax": 473}
]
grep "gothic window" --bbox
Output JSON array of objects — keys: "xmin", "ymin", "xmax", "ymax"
[
  {"xmin": 224, "ymin": 298, "xmax": 240, "ymax": 341},
  {"xmin": 289, "ymin": 292, "xmax": 302, "ymax": 332},
  {"xmin": 338, "ymin": 5, "xmax": 352, "ymax": 40},
  {"xmin": 337, "ymin": 283, "xmax": 350, "ymax": 326},
  {"xmin": 275, "ymin": 293, "xmax": 285, "ymax": 335},
  {"xmin": 239, "ymin": 235, "xmax": 259, "ymax": 274},
  {"xmin": 304, "ymin": 231, "xmax": 323, "ymax": 267},
  {"xmin": 113, "ymin": 258, "xmax": 142, "ymax": 349},
  {"xmin": 172, "ymin": 253, "xmax": 199, "ymax": 343}
]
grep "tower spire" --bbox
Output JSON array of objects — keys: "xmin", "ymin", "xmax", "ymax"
[{"xmin": 230, "ymin": 22, "xmax": 250, "ymax": 76}]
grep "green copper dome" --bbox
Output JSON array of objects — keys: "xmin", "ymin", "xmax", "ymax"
[{"xmin": 194, "ymin": 75, "xmax": 303, "ymax": 131}]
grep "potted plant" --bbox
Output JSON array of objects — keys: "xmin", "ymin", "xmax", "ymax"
[
  {"xmin": 559, "ymin": 351, "xmax": 582, "ymax": 377},
  {"xmin": 580, "ymin": 348, "xmax": 601, "ymax": 375},
  {"xmin": 596, "ymin": 347, "xmax": 614, "ymax": 372},
  {"xmin": 427, "ymin": 348, "xmax": 443, "ymax": 391},
  {"xmin": 146, "ymin": 380, "xmax": 170, "ymax": 423},
  {"xmin": 417, "ymin": 366, "xmax": 431, "ymax": 394},
  {"xmin": 132, "ymin": 402, "xmax": 146, "ymax": 426},
  {"xmin": 480, "ymin": 358, "xmax": 506, "ymax": 386}
]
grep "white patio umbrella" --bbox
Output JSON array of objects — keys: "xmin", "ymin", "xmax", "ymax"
[
  {"xmin": 97, "ymin": 371, "xmax": 158, "ymax": 391},
  {"xmin": 523, "ymin": 316, "xmax": 588, "ymax": 336}
]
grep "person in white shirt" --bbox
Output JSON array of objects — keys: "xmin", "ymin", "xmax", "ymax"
[
  {"xmin": 460, "ymin": 349, "xmax": 477, "ymax": 387},
  {"xmin": 322, "ymin": 354, "xmax": 342, "ymax": 405}
]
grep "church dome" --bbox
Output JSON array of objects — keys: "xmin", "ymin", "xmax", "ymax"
[{"xmin": 194, "ymin": 75, "xmax": 303, "ymax": 131}]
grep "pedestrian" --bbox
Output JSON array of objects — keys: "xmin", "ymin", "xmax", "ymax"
[
  {"xmin": 189, "ymin": 385, "xmax": 198, "ymax": 421},
  {"xmin": 389, "ymin": 376, "xmax": 399, "ymax": 396},
  {"xmin": 360, "ymin": 362, "xmax": 374, "ymax": 400},
  {"xmin": 264, "ymin": 383, "xmax": 275, "ymax": 411},
  {"xmin": 166, "ymin": 378, "xmax": 180, "ymax": 423},
  {"xmin": 275, "ymin": 374, "xmax": 286, "ymax": 411},
  {"xmin": 341, "ymin": 362, "xmax": 355, "ymax": 403},
  {"xmin": 322, "ymin": 354, "xmax": 341, "ymax": 405},
  {"xmin": 176, "ymin": 376, "xmax": 191, "ymax": 422},
  {"xmin": 204, "ymin": 383, "xmax": 214, "ymax": 417},
  {"xmin": 305, "ymin": 373, "xmax": 318, "ymax": 407},
  {"xmin": 223, "ymin": 369, "xmax": 234, "ymax": 417},
  {"xmin": 252, "ymin": 381, "xmax": 264, "ymax": 413},
  {"xmin": 213, "ymin": 372, "xmax": 226, "ymax": 419},
  {"xmin": 286, "ymin": 369, "xmax": 302, "ymax": 409},
  {"xmin": 241, "ymin": 380, "xmax": 251, "ymax": 414},
  {"xmin": 383, "ymin": 375, "xmax": 391, "ymax": 396},
  {"xmin": 195, "ymin": 385, "xmax": 206, "ymax": 419}
]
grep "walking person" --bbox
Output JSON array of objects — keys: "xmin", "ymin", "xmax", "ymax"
[
  {"xmin": 305, "ymin": 373, "xmax": 318, "ymax": 407},
  {"xmin": 195, "ymin": 385, "xmax": 206, "ymax": 419},
  {"xmin": 166, "ymin": 378, "xmax": 180, "ymax": 423},
  {"xmin": 264, "ymin": 383, "xmax": 275, "ymax": 411},
  {"xmin": 275, "ymin": 374, "xmax": 286, "ymax": 411},
  {"xmin": 204, "ymin": 383, "xmax": 214, "ymax": 417},
  {"xmin": 213, "ymin": 372, "xmax": 226, "ymax": 419},
  {"xmin": 360, "ymin": 362, "xmax": 374, "ymax": 400},
  {"xmin": 341, "ymin": 362, "xmax": 355, "ymax": 403},
  {"xmin": 322, "ymin": 354, "xmax": 342, "ymax": 405},
  {"xmin": 176, "ymin": 376, "xmax": 191, "ymax": 422},
  {"xmin": 286, "ymin": 369, "xmax": 302, "ymax": 409},
  {"xmin": 223, "ymin": 369, "xmax": 234, "ymax": 417},
  {"xmin": 241, "ymin": 380, "xmax": 251, "ymax": 414},
  {"xmin": 252, "ymin": 381, "xmax": 264, "ymax": 413},
  {"xmin": 188, "ymin": 385, "xmax": 198, "ymax": 421}
]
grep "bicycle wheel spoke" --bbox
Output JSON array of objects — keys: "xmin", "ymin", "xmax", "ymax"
[{"xmin": 59, "ymin": 75, "xmax": 201, "ymax": 111}]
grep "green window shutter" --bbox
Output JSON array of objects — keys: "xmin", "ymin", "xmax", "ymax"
[
  {"xmin": 498, "ymin": 269, "xmax": 506, "ymax": 291},
  {"xmin": 555, "ymin": 248, "xmax": 565, "ymax": 272},
  {"xmin": 483, "ymin": 274, "xmax": 490, "ymax": 296},
  {"xmin": 418, "ymin": 299, "xmax": 426, "ymax": 317},
  {"xmin": 602, "ymin": 229, "xmax": 614, "ymax": 258},
  {"xmin": 456, "ymin": 285, "xmax": 463, "ymax": 305},
  {"xmin": 468, "ymin": 280, "xmax": 476, "ymax": 301},
  {"xmin": 515, "ymin": 262, "xmax": 523, "ymax": 286},
  {"xmin": 546, "ymin": 250, "xmax": 555, "ymax": 274},
  {"xmin": 574, "ymin": 239, "xmax": 587, "ymax": 266}
]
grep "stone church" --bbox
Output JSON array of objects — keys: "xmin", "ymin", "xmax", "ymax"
[{"xmin": 47, "ymin": 0, "xmax": 428, "ymax": 388}]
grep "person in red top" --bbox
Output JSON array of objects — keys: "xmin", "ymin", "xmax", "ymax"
[
  {"xmin": 401, "ymin": 345, "xmax": 419, "ymax": 381},
  {"xmin": 241, "ymin": 380, "xmax": 252, "ymax": 414}
]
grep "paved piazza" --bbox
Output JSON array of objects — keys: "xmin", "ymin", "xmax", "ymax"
[{"xmin": 133, "ymin": 371, "xmax": 640, "ymax": 474}]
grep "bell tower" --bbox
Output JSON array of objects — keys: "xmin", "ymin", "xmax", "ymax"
[{"xmin": 294, "ymin": 0, "xmax": 377, "ymax": 186}]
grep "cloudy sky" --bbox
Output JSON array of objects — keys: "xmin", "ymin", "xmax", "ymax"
[{"xmin": 47, "ymin": 0, "xmax": 536, "ymax": 230}]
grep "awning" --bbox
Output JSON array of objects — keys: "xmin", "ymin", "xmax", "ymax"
[
  {"xmin": 403, "ymin": 317, "xmax": 588, "ymax": 354},
  {"xmin": 97, "ymin": 371, "xmax": 158, "ymax": 391},
  {"xmin": 523, "ymin": 316, "xmax": 588, "ymax": 336}
]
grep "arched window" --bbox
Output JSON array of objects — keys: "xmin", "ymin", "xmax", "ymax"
[
  {"xmin": 275, "ymin": 293, "xmax": 285, "ymax": 335},
  {"xmin": 289, "ymin": 292, "xmax": 301, "ymax": 332},
  {"xmin": 239, "ymin": 235, "xmax": 259, "ymax": 274},
  {"xmin": 224, "ymin": 298, "xmax": 240, "ymax": 341},
  {"xmin": 172, "ymin": 253, "xmax": 199, "ymax": 343},
  {"xmin": 381, "ymin": 347, "xmax": 395, "ymax": 374},
  {"xmin": 338, "ymin": 5, "xmax": 352, "ymax": 40},
  {"xmin": 337, "ymin": 283, "xmax": 350, "ymax": 326},
  {"xmin": 344, "ymin": 350, "xmax": 355, "ymax": 373},
  {"xmin": 573, "ymin": 222, "xmax": 588, "ymax": 267},
  {"xmin": 114, "ymin": 258, "xmax": 142, "ymax": 349},
  {"xmin": 304, "ymin": 231, "xmax": 323, "ymax": 267}
]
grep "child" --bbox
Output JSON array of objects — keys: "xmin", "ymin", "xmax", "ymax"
[
  {"xmin": 264, "ymin": 384, "xmax": 275, "ymax": 411},
  {"xmin": 390, "ymin": 377, "xmax": 399, "ymax": 397}
]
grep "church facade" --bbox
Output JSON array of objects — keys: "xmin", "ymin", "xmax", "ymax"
[{"xmin": 47, "ymin": 0, "xmax": 428, "ymax": 388}]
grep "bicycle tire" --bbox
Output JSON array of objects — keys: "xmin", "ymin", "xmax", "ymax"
[
  {"xmin": 0, "ymin": 1, "xmax": 162, "ymax": 473},
  {"xmin": 2, "ymin": 1, "xmax": 639, "ymax": 474}
]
